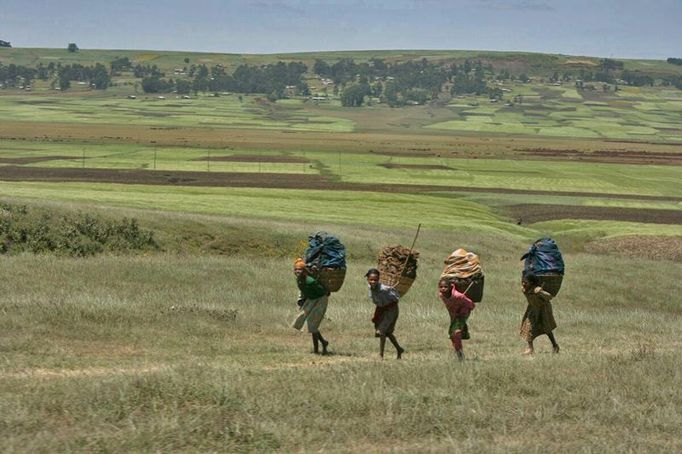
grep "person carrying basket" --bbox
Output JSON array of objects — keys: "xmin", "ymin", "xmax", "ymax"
[
  {"xmin": 366, "ymin": 268, "xmax": 405, "ymax": 360},
  {"xmin": 292, "ymin": 258, "xmax": 331, "ymax": 355},
  {"xmin": 520, "ymin": 273, "xmax": 560, "ymax": 355},
  {"xmin": 438, "ymin": 278, "xmax": 475, "ymax": 361}
]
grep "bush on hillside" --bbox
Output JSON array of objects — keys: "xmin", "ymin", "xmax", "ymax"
[{"xmin": 0, "ymin": 202, "xmax": 158, "ymax": 256}]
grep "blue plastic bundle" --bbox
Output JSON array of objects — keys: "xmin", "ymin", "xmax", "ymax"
[
  {"xmin": 304, "ymin": 232, "xmax": 346, "ymax": 269},
  {"xmin": 521, "ymin": 238, "xmax": 565, "ymax": 275}
]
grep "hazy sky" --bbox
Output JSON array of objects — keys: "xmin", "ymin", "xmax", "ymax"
[{"xmin": 2, "ymin": 0, "xmax": 680, "ymax": 59}]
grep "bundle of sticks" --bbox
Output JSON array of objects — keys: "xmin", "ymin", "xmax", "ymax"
[{"xmin": 378, "ymin": 245, "xmax": 419, "ymax": 279}]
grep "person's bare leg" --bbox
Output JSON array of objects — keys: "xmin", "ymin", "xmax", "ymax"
[
  {"xmin": 523, "ymin": 341, "xmax": 534, "ymax": 355},
  {"xmin": 312, "ymin": 333, "xmax": 319, "ymax": 354},
  {"xmin": 547, "ymin": 332, "xmax": 560, "ymax": 353},
  {"xmin": 379, "ymin": 335, "xmax": 386, "ymax": 359},
  {"xmin": 387, "ymin": 334, "xmax": 404, "ymax": 359},
  {"xmin": 317, "ymin": 331, "xmax": 329, "ymax": 355},
  {"xmin": 452, "ymin": 330, "xmax": 464, "ymax": 361}
]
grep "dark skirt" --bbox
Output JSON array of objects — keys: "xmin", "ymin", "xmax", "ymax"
[{"xmin": 374, "ymin": 304, "xmax": 399, "ymax": 336}]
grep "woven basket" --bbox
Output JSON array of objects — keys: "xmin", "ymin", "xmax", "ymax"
[
  {"xmin": 379, "ymin": 272, "xmax": 415, "ymax": 297},
  {"xmin": 316, "ymin": 267, "xmax": 346, "ymax": 292},
  {"xmin": 523, "ymin": 272, "xmax": 563, "ymax": 297},
  {"xmin": 453, "ymin": 275, "xmax": 485, "ymax": 303}
]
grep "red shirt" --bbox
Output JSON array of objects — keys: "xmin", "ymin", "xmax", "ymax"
[{"xmin": 439, "ymin": 287, "xmax": 475, "ymax": 319}]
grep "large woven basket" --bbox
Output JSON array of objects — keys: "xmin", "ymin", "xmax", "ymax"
[
  {"xmin": 453, "ymin": 275, "xmax": 485, "ymax": 303},
  {"xmin": 316, "ymin": 267, "xmax": 346, "ymax": 293},
  {"xmin": 379, "ymin": 272, "xmax": 415, "ymax": 297},
  {"xmin": 523, "ymin": 272, "xmax": 563, "ymax": 297}
]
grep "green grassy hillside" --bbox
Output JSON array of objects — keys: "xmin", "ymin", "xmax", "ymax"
[{"xmin": 3, "ymin": 47, "xmax": 682, "ymax": 76}]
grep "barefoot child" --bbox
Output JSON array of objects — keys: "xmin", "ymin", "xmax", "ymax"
[
  {"xmin": 520, "ymin": 273, "xmax": 560, "ymax": 355},
  {"xmin": 366, "ymin": 268, "xmax": 405, "ymax": 359},
  {"xmin": 438, "ymin": 278, "xmax": 475, "ymax": 361},
  {"xmin": 292, "ymin": 258, "xmax": 330, "ymax": 354}
]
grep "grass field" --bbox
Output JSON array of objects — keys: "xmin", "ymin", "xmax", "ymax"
[
  {"xmin": 1, "ymin": 216, "xmax": 681, "ymax": 452},
  {"xmin": 1, "ymin": 47, "xmax": 681, "ymax": 452}
]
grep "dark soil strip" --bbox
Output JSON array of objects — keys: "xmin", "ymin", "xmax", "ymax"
[
  {"xmin": 0, "ymin": 166, "xmax": 327, "ymax": 188},
  {"xmin": 516, "ymin": 148, "xmax": 682, "ymax": 165},
  {"xmin": 504, "ymin": 204, "xmax": 682, "ymax": 225},
  {"xmin": 588, "ymin": 235, "xmax": 682, "ymax": 262},
  {"xmin": 0, "ymin": 156, "xmax": 81, "ymax": 165},
  {"xmin": 193, "ymin": 154, "xmax": 310, "ymax": 163},
  {"xmin": 380, "ymin": 163, "xmax": 452, "ymax": 170},
  {"xmin": 371, "ymin": 150, "xmax": 438, "ymax": 157},
  {"xmin": 1, "ymin": 166, "xmax": 681, "ymax": 203}
]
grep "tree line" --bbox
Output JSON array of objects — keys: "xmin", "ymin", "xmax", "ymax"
[
  {"xmin": 316, "ymin": 57, "xmax": 680, "ymax": 107},
  {"xmin": 140, "ymin": 61, "xmax": 309, "ymax": 98},
  {"xmin": 0, "ymin": 61, "xmax": 111, "ymax": 90},
  {"xmin": 2, "ymin": 54, "xmax": 681, "ymax": 100}
]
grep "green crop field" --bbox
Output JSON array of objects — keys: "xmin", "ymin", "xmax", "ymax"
[{"xmin": 0, "ymin": 47, "xmax": 681, "ymax": 452}]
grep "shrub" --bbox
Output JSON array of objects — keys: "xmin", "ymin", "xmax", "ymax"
[{"xmin": 0, "ymin": 202, "xmax": 158, "ymax": 256}]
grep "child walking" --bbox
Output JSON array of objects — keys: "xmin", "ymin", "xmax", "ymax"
[
  {"xmin": 438, "ymin": 278, "xmax": 475, "ymax": 361},
  {"xmin": 366, "ymin": 268, "xmax": 405, "ymax": 359},
  {"xmin": 520, "ymin": 273, "xmax": 560, "ymax": 355}
]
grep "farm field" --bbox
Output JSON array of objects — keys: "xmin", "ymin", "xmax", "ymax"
[{"xmin": 0, "ymin": 47, "xmax": 681, "ymax": 452}]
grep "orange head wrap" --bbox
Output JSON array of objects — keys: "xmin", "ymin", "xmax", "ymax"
[{"xmin": 294, "ymin": 258, "xmax": 307, "ymax": 270}]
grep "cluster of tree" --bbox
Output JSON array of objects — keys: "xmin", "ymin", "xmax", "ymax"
[
  {"xmin": 666, "ymin": 58, "xmax": 682, "ymax": 66},
  {"xmin": 620, "ymin": 70, "xmax": 654, "ymax": 87},
  {"xmin": 318, "ymin": 57, "xmax": 506, "ymax": 107},
  {"xmin": 0, "ymin": 63, "xmax": 37, "ymax": 87},
  {"xmin": 110, "ymin": 57, "xmax": 133, "ymax": 75},
  {"xmin": 54, "ymin": 63, "xmax": 111, "ymax": 90},
  {"xmin": 133, "ymin": 64, "xmax": 164, "ymax": 78},
  {"xmin": 664, "ymin": 75, "xmax": 682, "ymax": 90},
  {"xmin": 67, "ymin": 43, "xmax": 79, "ymax": 53},
  {"xmin": 0, "ymin": 40, "xmax": 11, "ymax": 48},
  {"xmin": 0, "ymin": 60, "xmax": 112, "ymax": 92},
  {"xmin": 141, "ymin": 61, "xmax": 309, "ymax": 98}
]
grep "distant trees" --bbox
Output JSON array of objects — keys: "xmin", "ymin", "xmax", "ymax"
[
  {"xmin": 620, "ymin": 70, "xmax": 653, "ymax": 87},
  {"xmin": 599, "ymin": 58, "xmax": 623, "ymax": 71},
  {"xmin": 667, "ymin": 75, "xmax": 682, "ymax": 90},
  {"xmin": 133, "ymin": 64, "xmax": 163, "ymax": 78},
  {"xmin": 667, "ymin": 58, "xmax": 682, "ymax": 66},
  {"xmin": 141, "ymin": 76, "xmax": 173, "ymax": 93},
  {"xmin": 67, "ymin": 43, "xmax": 79, "ymax": 53},
  {"xmin": 0, "ymin": 63, "xmax": 37, "ymax": 88},
  {"xmin": 136, "ymin": 61, "xmax": 309, "ymax": 97},
  {"xmin": 90, "ymin": 63, "xmax": 111, "ymax": 89},
  {"xmin": 175, "ymin": 79, "xmax": 191, "ymax": 94},
  {"xmin": 0, "ymin": 40, "xmax": 11, "ymax": 48},
  {"xmin": 340, "ymin": 84, "xmax": 370, "ymax": 107},
  {"xmin": 110, "ymin": 57, "xmax": 132, "ymax": 75}
]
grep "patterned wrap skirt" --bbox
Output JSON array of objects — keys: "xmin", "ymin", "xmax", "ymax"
[
  {"xmin": 520, "ymin": 300, "xmax": 557, "ymax": 342},
  {"xmin": 292, "ymin": 295, "xmax": 329, "ymax": 333}
]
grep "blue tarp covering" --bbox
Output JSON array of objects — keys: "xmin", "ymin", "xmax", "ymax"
[
  {"xmin": 305, "ymin": 232, "xmax": 346, "ymax": 269},
  {"xmin": 521, "ymin": 237, "xmax": 565, "ymax": 275}
]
